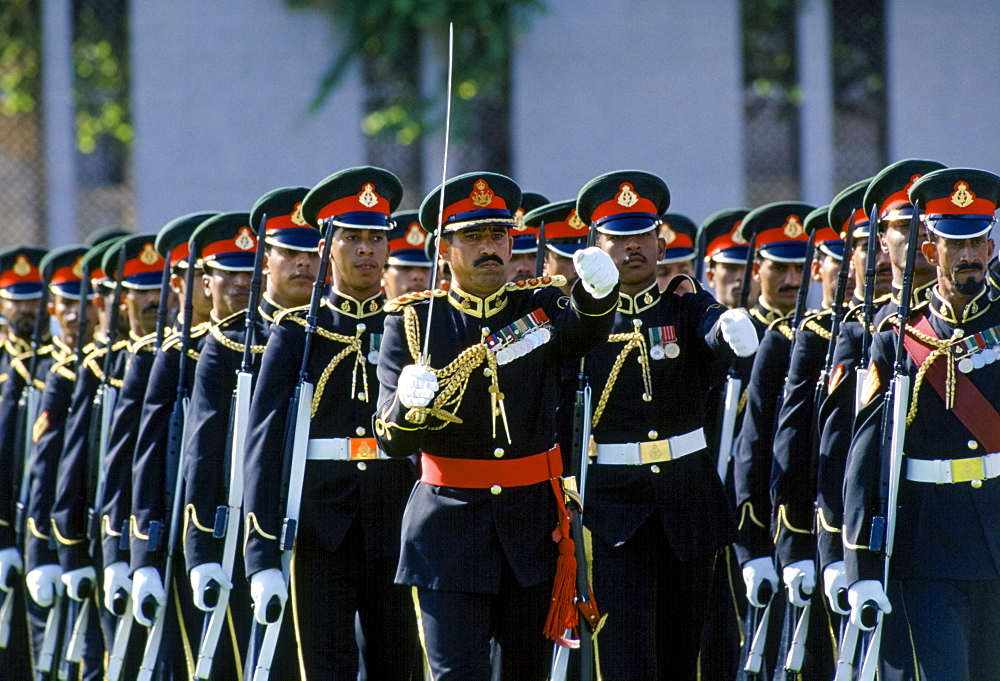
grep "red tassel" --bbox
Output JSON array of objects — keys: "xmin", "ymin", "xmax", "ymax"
[{"xmin": 544, "ymin": 536, "xmax": 579, "ymax": 641}]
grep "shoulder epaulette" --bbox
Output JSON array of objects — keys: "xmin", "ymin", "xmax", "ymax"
[
  {"xmin": 504, "ymin": 274, "xmax": 567, "ymax": 293},
  {"xmin": 209, "ymin": 323, "xmax": 266, "ymax": 355},
  {"xmin": 384, "ymin": 290, "xmax": 448, "ymax": 313},
  {"xmin": 273, "ymin": 304, "xmax": 310, "ymax": 325},
  {"xmin": 799, "ymin": 307, "xmax": 832, "ymax": 328},
  {"xmin": 767, "ymin": 315, "xmax": 795, "ymax": 340},
  {"xmin": 214, "ymin": 309, "xmax": 246, "ymax": 329},
  {"xmin": 803, "ymin": 316, "xmax": 833, "ymax": 341}
]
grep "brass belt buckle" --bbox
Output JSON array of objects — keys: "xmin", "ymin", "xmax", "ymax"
[
  {"xmin": 639, "ymin": 439, "xmax": 672, "ymax": 464},
  {"xmin": 350, "ymin": 437, "xmax": 379, "ymax": 460},
  {"xmin": 950, "ymin": 456, "xmax": 985, "ymax": 483}
]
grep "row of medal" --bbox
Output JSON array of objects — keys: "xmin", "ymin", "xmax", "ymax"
[
  {"xmin": 648, "ymin": 325, "xmax": 680, "ymax": 360},
  {"xmin": 954, "ymin": 326, "xmax": 1000, "ymax": 373},
  {"xmin": 485, "ymin": 308, "xmax": 552, "ymax": 365}
]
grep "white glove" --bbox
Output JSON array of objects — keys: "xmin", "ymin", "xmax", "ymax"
[
  {"xmin": 398, "ymin": 364, "xmax": 439, "ymax": 409},
  {"xmin": 742, "ymin": 556, "xmax": 779, "ymax": 607},
  {"xmin": 573, "ymin": 247, "xmax": 618, "ymax": 299},
  {"xmin": 720, "ymin": 309, "xmax": 759, "ymax": 357},
  {"xmin": 61, "ymin": 565, "xmax": 97, "ymax": 602},
  {"xmin": 26, "ymin": 564, "xmax": 63, "ymax": 608},
  {"xmin": 782, "ymin": 559, "xmax": 816, "ymax": 608},
  {"xmin": 190, "ymin": 562, "xmax": 232, "ymax": 612},
  {"xmin": 823, "ymin": 561, "xmax": 850, "ymax": 615},
  {"xmin": 848, "ymin": 579, "xmax": 891, "ymax": 630},
  {"xmin": 250, "ymin": 568, "xmax": 287, "ymax": 626},
  {"xmin": 103, "ymin": 561, "xmax": 132, "ymax": 615},
  {"xmin": 132, "ymin": 566, "xmax": 166, "ymax": 627},
  {"xmin": 0, "ymin": 547, "xmax": 22, "ymax": 592}
]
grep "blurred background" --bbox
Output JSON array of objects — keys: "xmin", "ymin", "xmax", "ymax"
[{"xmin": 1, "ymin": 0, "xmax": 998, "ymax": 247}]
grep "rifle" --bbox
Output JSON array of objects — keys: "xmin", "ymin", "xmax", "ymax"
[
  {"xmin": 251, "ymin": 214, "xmax": 336, "ymax": 681},
  {"xmin": 534, "ymin": 223, "xmax": 546, "ymax": 278},
  {"xmin": 136, "ymin": 247, "xmax": 198, "ymax": 681},
  {"xmin": 854, "ymin": 204, "xmax": 881, "ymax": 411},
  {"xmin": 195, "ymin": 214, "xmax": 267, "ymax": 679},
  {"xmin": 855, "ymin": 204, "xmax": 921, "ymax": 681}
]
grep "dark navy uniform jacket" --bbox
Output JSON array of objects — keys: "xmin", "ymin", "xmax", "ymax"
[
  {"xmin": 582, "ymin": 279, "xmax": 735, "ymax": 559},
  {"xmin": 182, "ymin": 306, "xmax": 270, "ymax": 571},
  {"xmin": 244, "ymin": 291, "xmax": 414, "ymax": 579},
  {"xmin": 375, "ymin": 277, "xmax": 617, "ymax": 594},
  {"xmin": 845, "ymin": 286, "xmax": 1000, "ymax": 583},
  {"xmin": 0, "ymin": 334, "xmax": 33, "ymax": 548},
  {"xmin": 129, "ymin": 323, "xmax": 210, "ymax": 572},
  {"xmin": 50, "ymin": 337, "xmax": 129, "ymax": 571},
  {"xmin": 733, "ymin": 302, "xmax": 793, "ymax": 565}
]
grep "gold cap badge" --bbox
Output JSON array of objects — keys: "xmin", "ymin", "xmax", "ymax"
[
  {"xmin": 782, "ymin": 215, "xmax": 804, "ymax": 239},
  {"xmin": 470, "ymin": 179, "xmax": 494, "ymax": 208},
  {"xmin": 513, "ymin": 208, "xmax": 526, "ymax": 232},
  {"xmin": 659, "ymin": 222, "xmax": 676, "ymax": 245},
  {"xmin": 405, "ymin": 223, "xmax": 425, "ymax": 246},
  {"xmin": 731, "ymin": 220, "xmax": 747, "ymax": 244},
  {"xmin": 235, "ymin": 227, "xmax": 255, "ymax": 251},
  {"xmin": 567, "ymin": 209, "xmax": 587, "ymax": 231},
  {"xmin": 616, "ymin": 183, "xmax": 639, "ymax": 208},
  {"xmin": 13, "ymin": 254, "xmax": 31, "ymax": 277},
  {"xmin": 71, "ymin": 256, "xmax": 84, "ymax": 278},
  {"xmin": 358, "ymin": 183, "xmax": 380, "ymax": 208},
  {"xmin": 290, "ymin": 201, "xmax": 307, "ymax": 226},
  {"xmin": 139, "ymin": 243, "xmax": 160, "ymax": 266},
  {"xmin": 951, "ymin": 181, "xmax": 975, "ymax": 209}
]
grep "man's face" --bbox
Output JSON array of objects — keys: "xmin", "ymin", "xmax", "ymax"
[
  {"xmin": 543, "ymin": 250, "xmax": 578, "ymax": 295},
  {"xmin": 443, "ymin": 225, "xmax": 512, "ymax": 297},
  {"xmin": 48, "ymin": 295, "xmax": 79, "ymax": 345},
  {"xmin": 122, "ymin": 287, "xmax": 161, "ymax": 337},
  {"xmin": 0, "ymin": 297, "xmax": 41, "ymax": 338},
  {"xmin": 705, "ymin": 261, "xmax": 751, "ymax": 309},
  {"xmin": 383, "ymin": 264, "xmax": 431, "ymax": 299},
  {"xmin": 170, "ymin": 266, "xmax": 210, "ymax": 322},
  {"xmin": 753, "ymin": 258, "xmax": 803, "ymax": 314},
  {"xmin": 851, "ymin": 237, "xmax": 892, "ymax": 299},
  {"xmin": 326, "ymin": 227, "xmax": 389, "ymax": 298},
  {"xmin": 656, "ymin": 260, "xmax": 695, "ymax": 293},
  {"xmin": 505, "ymin": 251, "xmax": 537, "ymax": 283},
  {"xmin": 815, "ymin": 254, "xmax": 842, "ymax": 306},
  {"xmin": 264, "ymin": 246, "xmax": 319, "ymax": 309},
  {"xmin": 922, "ymin": 234, "xmax": 994, "ymax": 298},
  {"xmin": 597, "ymin": 230, "xmax": 663, "ymax": 293},
  {"xmin": 203, "ymin": 267, "xmax": 251, "ymax": 319},
  {"xmin": 881, "ymin": 218, "xmax": 935, "ymax": 285}
]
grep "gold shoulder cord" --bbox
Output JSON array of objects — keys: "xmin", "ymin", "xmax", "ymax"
[
  {"xmin": 894, "ymin": 318, "xmax": 955, "ymax": 426},
  {"xmin": 209, "ymin": 325, "xmax": 267, "ymax": 355},
  {"xmin": 84, "ymin": 352, "xmax": 124, "ymax": 389},
  {"xmin": 804, "ymin": 318, "xmax": 831, "ymax": 341},
  {"xmin": 591, "ymin": 319, "xmax": 653, "ymax": 430},
  {"xmin": 401, "ymin": 306, "xmax": 510, "ymax": 441},
  {"xmin": 281, "ymin": 314, "xmax": 368, "ymax": 417}
]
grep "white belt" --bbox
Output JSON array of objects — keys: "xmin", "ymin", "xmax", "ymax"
[
  {"xmin": 591, "ymin": 428, "xmax": 706, "ymax": 465},
  {"xmin": 905, "ymin": 452, "xmax": 1000, "ymax": 484},
  {"xmin": 306, "ymin": 437, "xmax": 389, "ymax": 461}
]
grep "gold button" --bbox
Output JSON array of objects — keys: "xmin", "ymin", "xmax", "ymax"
[
  {"xmin": 968, "ymin": 440, "xmax": 979, "ymax": 450},
  {"xmin": 490, "ymin": 484, "xmax": 502, "ymax": 495},
  {"xmin": 357, "ymin": 392, "xmax": 366, "ymax": 400},
  {"xmin": 356, "ymin": 426, "xmax": 366, "ymax": 436},
  {"xmin": 648, "ymin": 430, "xmax": 658, "ymax": 440},
  {"xmin": 972, "ymin": 479, "xmax": 983, "ymax": 489},
  {"xmin": 642, "ymin": 392, "xmax": 652, "ymax": 402},
  {"xmin": 493, "ymin": 448, "xmax": 504, "ymax": 458},
  {"xmin": 357, "ymin": 462, "xmax": 367, "ymax": 471},
  {"xmin": 650, "ymin": 465, "xmax": 660, "ymax": 474}
]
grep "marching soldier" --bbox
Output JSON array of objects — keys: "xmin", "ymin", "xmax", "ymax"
[
  {"xmin": 700, "ymin": 210, "xmax": 758, "ymax": 310},
  {"xmin": 523, "ymin": 199, "xmax": 589, "ymax": 294},
  {"xmin": 0, "ymin": 246, "xmax": 49, "ymax": 678},
  {"xmin": 375, "ymin": 171, "xmax": 619, "ymax": 680},
  {"xmin": 654, "ymin": 213, "xmax": 698, "ymax": 292},
  {"xmin": 243, "ymin": 167, "xmax": 421, "ymax": 679},
  {"xmin": 845, "ymin": 169, "xmax": 1000, "ymax": 681},
  {"xmin": 506, "ymin": 191, "xmax": 549, "ymax": 283},
  {"xmin": 571, "ymin": 171, "xmax": 757, "ymax": 680},
  {"xmin": 384, "ymin": 210, "xmax": 432, "ymax": 299}
]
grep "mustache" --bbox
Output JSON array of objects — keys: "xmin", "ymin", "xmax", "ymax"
[
  {"xmin": 778, "ymin": 285, "xmax": 800, "ymax": 293},
  {"xmin": 954, "ymin": 262, "xmax": 983, "ymax": 274},
  {"xmin": 473, "ymin": 254, "xmax": 504, "ymax": 267}
]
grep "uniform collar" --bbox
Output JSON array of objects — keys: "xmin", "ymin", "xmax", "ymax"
[
  {"xmin": 447, "ymin": 283, "xmax": 508, "ymax": 319},
  {"xmin": 327, "ymin": 289, "xmax": 384, "ymax": 318},
  {"xmin": 617, "ymin": 281, "xmax": 660, "ymax": 315},
  {"xmin": 929, "ymin": 283, "xmax": 990, "ymax": 325},
  {"xmin": 889, "ymin": 279, "xmax": 935, "ymax": 308},
  {"xmin": 259, "ymin": 294, "xmax": 283, "ymax": 322},
  {"xmin": 751, "ymin": 298, "xmax": 785, "ymax": 325}
]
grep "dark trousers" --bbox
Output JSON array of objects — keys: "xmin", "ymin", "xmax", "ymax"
[
  {"xmin": 699, "ymin": 545, "xmax": 744, "ymax": 681},
  {"xmin": 414, "ymin": 563, "xmax": 552, "ymax": 681},
  {"xmin": 878, "ymin": 577, "xmax": 1000, "ymax": 681},
  {"xmin": 592, "ymin": 515, "xmax": 715, "ymax": 681}
]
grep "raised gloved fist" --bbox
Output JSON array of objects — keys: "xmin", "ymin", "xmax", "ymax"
[
  {"xmin": 0, "ymin": 547, "xmax": 23, "ymax": 592},
  {"xmin": 573, "ymin": 247, "xmax": 618, "ymax": 299},
  {"xmin": 190, "ymin": 562, "xmax": 231, "ymax": 612},
  {"xmin": 823, "ymin": 561, "xmax": 850, "ymax": 615},
  {"xmin": 742, "ymin": 556, "xmax": 779, "ymax": 608},
  {"xmin": 398, "ymin": 364, "xmax": 439, "ymax": 409},
  {"xmin": 848, "ymin": 579, "xmax": 891, "ymax": 630},
  {"xmin": 782, "ymin": 559, "xmax": 816, "ymax": 608},
  {"xmin": 103, "ymin": 561, "xmax": 132, "ymax": 615},
  {"xmin": 26, "ymin": 564, "xmax": 63, "ymax": 608},
  {"xmin": 250, "ymin": 568, "xmax": 287, "ymax": 626},
  {"xmin": 61, "ymin": 565, "xmax": 96, "ymax": 602},
  {"xmin": 719, "ymin": 309, "xmax": 759, "ymax": 357},
  {"xmin": 132, "ymin": 566, "xmax": 166, "ymax": 627}
]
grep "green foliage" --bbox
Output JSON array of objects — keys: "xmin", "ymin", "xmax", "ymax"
[{"xmin": 0, "ymin": 0, "xmax": 41, "ymax": 116}]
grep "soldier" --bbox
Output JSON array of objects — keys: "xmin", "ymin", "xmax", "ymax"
[
  {"xmin": 654, "ymin": 213, "xmax": 698, "ymax": 292},
  {"xmin": 374, "ymin": 171, "xmax": 619, "ymax": 680},
  {"xmin": 183, "ymin": 195, "xmax": 319, "ymax": 678},
  {"xmin": 568, "ymin": 171, "xmax": 756, "ymax": 680},
  {"xmin": 0, "ymin": 246, "xmax": 48, "ymax": 678},
  {"xmin": 128, "ymin": 212, "xmax": 217, "ymax": 679},
  {"xmin": 523, "ymin": 199, "xmax": 589, "ymax": 295},
  {"xmin": 700, "ymin": 209, "xmax": 759, "ymax": 310},
  {"xmin": 845, "ymin": 169, "xmax": 1000, "ymax": 681},
  {"xmin": 243, "ymin": 167, "xmax": 421, "ymax": 679},
  {"xmin": 506, "ymin": 191, "xmax": 549, "ymax": 283},
  {"xmin": 384, "ymin": 210, "xmax": 432, "ymax": 299}
]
